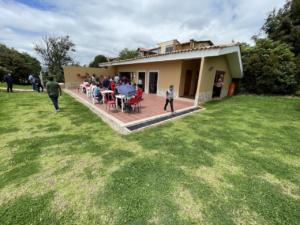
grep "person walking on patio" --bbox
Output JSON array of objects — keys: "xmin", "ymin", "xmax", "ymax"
[
  {"xmin": 46, "ymin": 76, "xmax": 62, "ymax": 112},
  {"xmin": 164, "ymin": 85, "xmax": 175, "ymax": 114},
  {"xmin": 4, "ymin": 71, "xmax": 13, "ymax": 93}
]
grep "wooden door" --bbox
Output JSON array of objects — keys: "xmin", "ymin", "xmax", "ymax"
[{"xmin": 184, "ymin": 70, "xmax": 193, "ymax": 96}]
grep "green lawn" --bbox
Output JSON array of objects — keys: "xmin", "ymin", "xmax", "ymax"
[
  {"xmin": 0, "ymin": 91, "xmax": 299, "ymax": 224},
  {"xmin": 0, "ymin": 82, "xmax": 33, "ymax": 90}
]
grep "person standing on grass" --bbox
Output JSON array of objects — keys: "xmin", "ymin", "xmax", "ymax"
[
  {"xmin": 46, "ymin": 76, "xmax": 62, "ymax": 112},
  {"xmin": 164, "ymin": 85, "xmax": 175, "ymax": 114},
  {"xmin": 4, "ymin": 71, "xmax": 13, "ymax": 93},
  {"xmin": 35, "ymin": 76, "xmax": 44, "ymax": 93},
  {"xmin": 28, "ymin": 73, "xmax": 36, "ymax": 91},
  {"xmin": 215, "ymin": 79, "xmax": 224, "ymax": 98}
]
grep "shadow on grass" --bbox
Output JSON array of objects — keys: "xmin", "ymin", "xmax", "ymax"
[
  {"xmin": 0, "ymin": 191, "xmax": 76, "ymax": 224},
  {"xmin": 225, "ymin": 174, "xmax": 300, "ymax": 224},
  {"xmin": 0, "ymin": 162, "xmax": 40, "ymax": 190},
  {"xmin": 95, "ymin": 157, "xmax": 226, "ymax": 224},
  {"xmin": 5, "ymin": 134, "xmax": 112, "ymax": 165}
]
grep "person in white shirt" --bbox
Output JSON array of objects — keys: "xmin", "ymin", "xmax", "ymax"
[
  {"xmin": 114, "ymin": 75, "xmax": 119, "ymax": 83},
  {"xmin": 138, "ymin": 78, "xmax": 143, "ymax": 85}
]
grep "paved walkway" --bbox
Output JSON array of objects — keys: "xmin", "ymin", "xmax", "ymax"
[
  {"xmin": 0, "ymin": 87, "xmax": 34, "ymax": 92},
  {"xmin": 68, "ymin": 89, "xmax": 195, "ymax": 124}
]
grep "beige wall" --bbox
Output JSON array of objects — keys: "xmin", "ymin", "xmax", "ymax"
[
  {"xmin": 158, "ymin": 40, "xmax": 175, "ymax": 54},
  {"xmin": 179, "ymin": 59, "xmax": 201, "ymax": 96},
  {"xmin": 63, "ymin": 66, "xmax": 117, "ymax": 88},
  {"xmin": 176, "ymin": 45, "xmax": 190, "ymax": 50},
  {"xmin": 116, "ymin": 60, "xmax": 182, "ymax": 92},
  {"xmin": 198, "ymin": 55, "xmax": 232, "ymax": 93},
  {"xmin": 194, "ymin": 42, "xmax": 212, "ymax": 48}
]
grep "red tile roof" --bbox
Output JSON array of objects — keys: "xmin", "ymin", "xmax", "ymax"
[
  {"xmin": 106, "ymin": 57, "xmax": 117, "ymax": 60},
  {"xmin": 138, "ymin": 47, "xmax": 160, "ymax": 52},
  {"xmin": 100, "ymin": 43, "xmax": 240, "ymax": 65}
]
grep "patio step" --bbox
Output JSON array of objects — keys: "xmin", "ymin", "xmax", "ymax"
[
  {"xmin": 177, "ymin": 97, "xmax": 195, "ymax": 103},
  {"xmin": 125, "ymin": 106, "xmax": 203, "ymax": 132}
]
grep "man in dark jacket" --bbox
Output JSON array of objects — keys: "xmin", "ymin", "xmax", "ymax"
[
  {"xmin": 4, "ymin": 71, "xmax": 13, "ymax": 93},
  {"xmin": 35, "ymin": 76, "xmax": 44, "ymax": 93}
]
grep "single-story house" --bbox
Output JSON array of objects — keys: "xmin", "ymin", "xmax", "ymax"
[{"xmin": 64, "ymin": 41, "xmax": 243, "ymax": 106}]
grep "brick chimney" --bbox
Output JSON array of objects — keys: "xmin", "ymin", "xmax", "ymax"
[
  {"xmin": 189, "ymin": 39, "xmax": 194, "ymax": 49},
  {"xmin": 173, "ymin": 40, "xmax": 177, "ymax": 51}
]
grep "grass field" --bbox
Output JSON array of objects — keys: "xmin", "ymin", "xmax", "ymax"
[
  {"xmin": 0, "ymin": 90, "xmax": 299, "ymax": 224},
  {"xmin": 0, "ymin": 82, "xmax": 33, "ymax": 90}
]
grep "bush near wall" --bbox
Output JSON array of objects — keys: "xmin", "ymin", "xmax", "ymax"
[{"xmin": 238, "ymin": 39, "xmax": 300, "ymax": 95}]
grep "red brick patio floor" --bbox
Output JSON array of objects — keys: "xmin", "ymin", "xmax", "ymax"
[{"xmin": 68, "ymin": 89, "xmax": 195, "ymax": 124}]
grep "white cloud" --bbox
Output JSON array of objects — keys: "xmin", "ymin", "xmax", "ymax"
[{"xmin": 0, "ymin": 0, "xmax": 286, "ymax": 66}]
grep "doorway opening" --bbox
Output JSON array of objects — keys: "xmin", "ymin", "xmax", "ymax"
[
  {"xmin": 180, "ymin": 70, "xmax": 195, "ymax": 100},
  {"xmin": 149, "ymin": 72, "xmax": 158, "ymax": 94},
  {"xmin": 119, "ymin": 72, "xmax": 132, "ymax": 84},
  {"xmin": 212, "ymin": 71, "xmax": 225, "ymax": 99},
  {"xmin": 138, "ymin": 72, "xmax": 146, "ymax": 92}
]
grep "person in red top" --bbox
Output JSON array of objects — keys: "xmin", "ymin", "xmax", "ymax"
[
  {"xmin": 135, "ymin": 85, "xmax": 143, "ymax": 99},
  {"xmin": 122, "ymin": 76, "xmax": 128, "ymax": 84},
  {"xmin": 110, "ymin": 80, "xmax": 116, "ymax": 90}
]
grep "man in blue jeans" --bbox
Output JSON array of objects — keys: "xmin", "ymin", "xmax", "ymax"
[
  {"xmin": 164, "ymin": 84, "xmax": 175, "ymax": 114},
  {"xmin": 28, "ymin": 74, "xmax": 37, "ymax": 92},
  {"xmin": 46, "ymin": 76, "xmax": 62, "ymax": 112}
]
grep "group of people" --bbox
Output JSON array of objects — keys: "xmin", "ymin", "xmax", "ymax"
[
  {"xmin": 91, "ymin": 76, "xmax": 143, "ymax": 110},
  {"xmin": 28, "ymin": 74, "xmax": 44, "ymax": 93}
]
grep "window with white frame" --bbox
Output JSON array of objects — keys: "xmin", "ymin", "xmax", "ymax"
[{"xmin": 165, "ymin": 45, "xmax": 173, "ymax": 53}]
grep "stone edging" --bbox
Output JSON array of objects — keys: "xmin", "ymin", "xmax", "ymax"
[{"xmin": 64, "ymin": 89, "xmax": 206, "ymax": 134}]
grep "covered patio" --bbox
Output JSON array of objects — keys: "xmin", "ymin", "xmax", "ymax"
[{"xmin": 67, "ymin": 89, "xmax": 195, "ymax": 124}]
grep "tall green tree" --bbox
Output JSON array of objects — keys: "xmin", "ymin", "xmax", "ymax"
[
  {"xmin": 240, "ymin": 39, "xmax": 298, "ymax": 94},
  {"xmin": 261, "ymin": 0, "xmax": 300, "ymax": 55},
  {"xmin": 117, "ymin": 48, "xmax": 139, "ymax": 60},
  {"xmin": 89, "ymin": 55, "xmax": 108, "ymax": 67},
  {"xmin": 0, "ymin": 44, "xmax": 41, "ymax": 83},
  {"xmin": 33, "ymin": 35, "xmax": 76, "ymax": 82}
]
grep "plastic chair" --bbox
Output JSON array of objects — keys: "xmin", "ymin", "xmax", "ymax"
[
  {"xmin": 109, "ymin": 92, "xmax": 115, "ymax": 101},
  {"xmin": 91, "ymin": 92, "xmax": 103, "ymax": 105},
  {"xmin": 78, "ymin": 83, "xmax": 84, "ymax": 92},
  {"xmin": 86, "ymin": 85, "xmax": 94, "ymax": 98},
  {"xmin": 103, "ymin": 95, "xmax": 118, "ymax": 113},
  {"xmin": 125, "ymin": 98, "xmax": 140, "ymax": 115}
]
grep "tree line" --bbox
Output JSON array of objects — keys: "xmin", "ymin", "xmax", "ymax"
[
  {"xmin": 0, "ymin": 44, "xmax": 41, "ymax": 84},
  {"xmin": 239, "ymin": 0, "xmax": 300, "ymax": 95}
]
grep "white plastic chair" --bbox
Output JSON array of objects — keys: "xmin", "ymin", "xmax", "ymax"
[
  {"xmin": 86, "ymin": 85, "xmax": 94, "ymax": 98},
  {"xmin": 91, "ymin": 91, "xmax": 103, "ymax": 105}
]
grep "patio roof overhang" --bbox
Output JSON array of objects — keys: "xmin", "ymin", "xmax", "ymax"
[{"xmin": 100, "ymin": 44, "xmax": 244, "ymax": 78}]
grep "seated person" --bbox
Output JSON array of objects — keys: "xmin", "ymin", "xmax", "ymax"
[
  {"xmin": 135, "ymin": 85, "xmax": 143, "ymax": 99},
  {"xmin": 94, "ymin": 83, "xmax": 103, "ymax": 104},
  {"xmin": 114, "ymin": 82, "xmax": 123, "ymax": 107},
  {"xmin": 110, "ymin": 81, "xmax": 116, "ymax": 92}
]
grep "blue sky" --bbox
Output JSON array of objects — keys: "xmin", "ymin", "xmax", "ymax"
[{"xmin": 0, "ymin": 0, "xmax": 286, "ymax": 65}]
